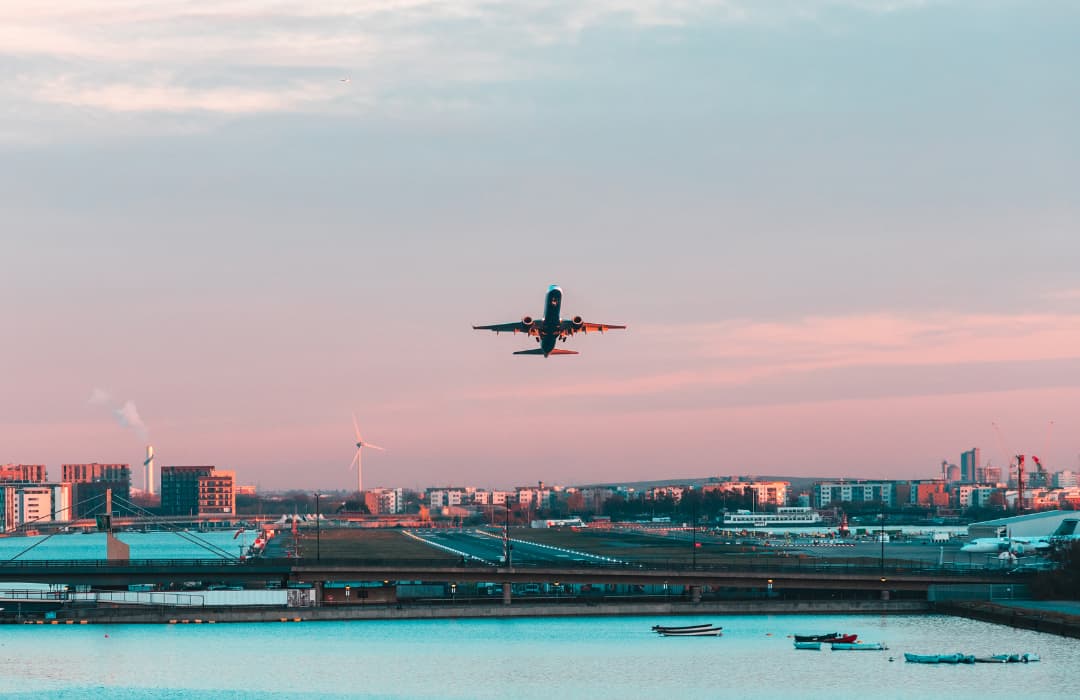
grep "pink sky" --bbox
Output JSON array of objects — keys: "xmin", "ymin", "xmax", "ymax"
[{"xmin": 2, "ymin": 1, "xmax": 1079, "ymax": 489}]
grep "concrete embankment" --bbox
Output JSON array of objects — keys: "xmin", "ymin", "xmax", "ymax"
[
  {"xmin": 15, "ymin": 599, "xmax": 927, "ymax": 625},
  {"xmin": 934, "ymin": 601, "xmax": 1080, "ymax": 639}
]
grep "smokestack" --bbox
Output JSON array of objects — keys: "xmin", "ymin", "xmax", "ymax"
[{"xmin": 144, "ymin": 445, "xmax": 155, "ymax": 496}]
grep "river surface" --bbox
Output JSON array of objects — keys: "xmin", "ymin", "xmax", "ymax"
[
  {"xmin": 2, "ymin": 613, "xmax": 1078, "ymax": 699},
  {"xmin": 2, "ymin": 533, "xmax": 1078, "ymax": 698},
  {"xmin": 0, "ymin": 530, "xmax": 253, "ymax": 562}
]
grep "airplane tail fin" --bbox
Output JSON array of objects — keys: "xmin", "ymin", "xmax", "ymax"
[{"xmin": 513, "ymin": 349, "xmax": 579, "ymax": 356}]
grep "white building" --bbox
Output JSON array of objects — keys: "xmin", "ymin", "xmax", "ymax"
[
  {"xmin": 1, "ymin": 483, "xmax": 72, "ymax": 532},
  {"xmin": 956, "ymin": 485, "xmax": 998, "ymax": 509}
]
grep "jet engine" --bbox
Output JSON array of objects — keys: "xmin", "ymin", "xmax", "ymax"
[
  {"xmin": 521, "ymin": 316, "xmax": 535, "ymax": 328},
  {"xmin": 571, "ymin": 315, "xmax": 584, "ymax": 328}
]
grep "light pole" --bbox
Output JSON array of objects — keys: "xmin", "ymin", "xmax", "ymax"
[
  {"xmin": 315, "ymin": 492, "xmax": 322, "ymax": 561},
  {"xmin": 879, "ymin": 503, "xmax": 886, "ymax": 574},
  {"xmin": 690, "ymin": 495, "xmax": 697, "ymax": 571},
  {"xmin": 503, "ymin": 502, "xmax": 512, "ymax": 567}
]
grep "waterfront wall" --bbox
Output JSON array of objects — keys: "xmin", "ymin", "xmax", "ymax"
[
  {"xmin": 24, "ymin": 599, "xmax": 928, "ymax": 625},
  {"xmin": 935, "ymin": 601, "xmax": 1080, "ymax": 639}
]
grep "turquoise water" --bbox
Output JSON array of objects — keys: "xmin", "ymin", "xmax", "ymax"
[
  {"xmin": 1, "ymin": 614, "xmax": 1078, "ymax": 699},
  {"xmin": 0, "ymin": 531, "xmax": 253, "ymax": 562}
]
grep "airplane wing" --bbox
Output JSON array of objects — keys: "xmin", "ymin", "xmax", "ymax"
[
  {"xmin": 472, "ymin": 322, "xmax": 537, "ymax": 335},
  {"xmin": 577, "ymin": 322, "xmax": 626, "ymax": 334}
]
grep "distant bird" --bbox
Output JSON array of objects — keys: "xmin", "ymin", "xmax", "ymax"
[{"xmin": 340, "ymin": 77, "xmax": 351, "ymax": 83}]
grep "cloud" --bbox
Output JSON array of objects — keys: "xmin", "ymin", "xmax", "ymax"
[
  {"xmin": 1042, "ymin": 288, "xmax": 1080, "ymax": 301},
  {"xmin": 34, "ymin": 78, "xmax": 347, "ymax": 114},
  {"xmin": 0, "ymin": 0, "xmax": 941, "ymax": 118},
  {"xmin": 466, "ymin": 311, "xmax": 1080, "ymax": 402}
]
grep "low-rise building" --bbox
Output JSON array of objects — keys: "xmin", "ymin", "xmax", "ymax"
[
  {"xmin": 813, "ymin": 480, "xmax": 895, "ymax": 508},
  {"xmin": 0, "ymin": 483, "xmax": 72, "ymax": 532},
  {"xmin": 364, "ymin": 487, "xmax": 403, "ymax": 515}
]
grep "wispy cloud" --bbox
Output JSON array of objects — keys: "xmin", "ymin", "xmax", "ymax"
[
  {"xmin": 466, "ymin": 311, "xmax": 1080, "ymax": 402},
  {"xmin": 0, "ymin": 0, "xmax": 939, "ymax": 120},
  {"xmin": 1042, "ymin": 288, "xmax": 1080, "ymax": 302}
]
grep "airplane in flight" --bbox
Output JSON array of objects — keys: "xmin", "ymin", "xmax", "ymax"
[{"xmin": 472, "ymin": 284, "xmax": 626, "ymax": 357}]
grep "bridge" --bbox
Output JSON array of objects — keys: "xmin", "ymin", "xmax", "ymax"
[{"xmin": 0, "ymin": 557, "xmax": 1020, "ymax": 601}]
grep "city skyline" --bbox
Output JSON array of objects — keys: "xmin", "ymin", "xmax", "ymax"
[{"xmin": 3, "ymin": 1, "xmax": 1080, "ymax": 489}]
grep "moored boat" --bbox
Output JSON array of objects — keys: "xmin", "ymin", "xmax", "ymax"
[
  {"xmin": 794, "ymin": 641, "xmax": 821, "ymax": 650},
  {"xmin": 990, "ymin": 653, "xmax": 1040, "ymax": 663},
  {"xmin": 904, "ymin": 653, "xmax": 940, "ymax": 664},
  {"xmin": 652, "ymin": 623, "xmax": 715, "ymax": 632},
  {"xmin": 831, "ymin": 642, "xmax": 887, "ymax": 651},
  {"xmin": 794, "ymin": 632, "xmax": 846, "ymax": 643},
  {"xmin": 657, "ymin": 626, "xmax": 723, "ymax": 637}
]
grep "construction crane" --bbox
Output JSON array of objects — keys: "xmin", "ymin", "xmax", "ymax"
[
  {"xmin": 1015, "ymin": 454, "xmax": 1026, "ymax": 515},
  {"xmin": 1031, "ymin": 455, "xmax": 1049, "ymax": 488}
]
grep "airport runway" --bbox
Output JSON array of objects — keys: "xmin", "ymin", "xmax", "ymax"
[{"xmin": 410, "ymin": 529, "xmax": 615, "ymax": 566}]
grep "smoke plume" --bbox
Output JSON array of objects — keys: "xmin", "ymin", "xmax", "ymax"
[{"xmin": 89, "ymin": 388, "xmax": 149, "ymax": 441}]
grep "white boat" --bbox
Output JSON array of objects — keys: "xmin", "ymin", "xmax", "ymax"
[
  {"xmin": 652, "ymin": 623, "xmax": 716, "ymax": 633},
  {"xmin": 657, "ymin": 626, "xmax": 723, "ymax": 637},
  {"xmin": 722, "ymin": 507, "xmax": 824, "ymax": 528}
]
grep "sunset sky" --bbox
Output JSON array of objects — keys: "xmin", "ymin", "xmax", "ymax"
[{"xmin": 2, "ymin": 1, "xmax": 1079, "ymax": 490}]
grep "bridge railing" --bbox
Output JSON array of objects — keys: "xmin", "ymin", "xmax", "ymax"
[
  {"xmin": 0, "ymin": 558, "xmax": 274, "ymax": 569},
  {"xmin": 0, "ymin": 555, "xmax": 1021, "ymax": 579},
  {"xmin": 285, "ymin": 556, "xmax": 1016, "ymax": 578}
]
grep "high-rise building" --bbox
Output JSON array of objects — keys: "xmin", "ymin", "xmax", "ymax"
[
  {"xmin": 0, "ymin": 464, "xmax": 47, "ymax": 483},
  {"xmin": 160, "ymin": 466, "xmax": 214, "ymax": 516},
  {"xmin": 198, "ymin": 470, "xmax": 235, "ymax": 515},
  {"xmin": 61, "ymin": 463, "xmax": 131, "ymax": 518},
  {"xmin": 161, "ymin": 466, "xmax": 235, "ymax": 516},
  {"xmin": 960, "ymin": 448, "xmax": 981, "ymax": 483}
]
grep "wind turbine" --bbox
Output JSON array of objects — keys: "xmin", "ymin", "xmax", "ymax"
[{"xmin": 348, "ymin": 414, "xmax": 384, "ymax": 493}]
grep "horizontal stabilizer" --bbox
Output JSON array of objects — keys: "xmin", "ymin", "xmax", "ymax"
[{"xmin": 513, "ymin": 348, "xmax": 579, "ymax": 356}]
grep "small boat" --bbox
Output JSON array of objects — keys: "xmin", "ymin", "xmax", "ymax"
[
  {"xmin": 990, "ymin": 653, "xmax": 1040, "ymax": 663},
  {"xmin": 794, "ymin": 632, "xmax": 849, "ymax": 643},
  {"xmin": 652, "ymin": 623, "xmax": 716, "ymax": 632},
  {"xmin": 973, "ymin": 657, "xmax": 1009, "ymax": 664},
  {"xmin": 794, "ymin": 641, "xmax": 821, "ymax": 650},
  {"xmin": 937, "ymin": 654, "xmax": 962, "ymax": 664},
  {"xmin": 657, "ymin": 626, "xmax": 723, "ymax": 637},
  {"xmin": 904, "ymin": 653, "xmax": 940, "ymax": 664},
  {"xmin": 831, "ymin": 642, "xmax": 887, "ymax": 651}
]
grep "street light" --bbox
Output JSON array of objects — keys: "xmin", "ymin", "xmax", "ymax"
[
  {"xmin": 314, "ymin": 492, "xmax": 324, "ymax": 561},
  {"xmin": 690, "ymin": 494, "xmax": 697, "ymax": 571},
  {"xmin": 879, "ymin": 503, "xmax": 886, "ymax": 574},
  {"xmin": 503, "ymin": 502, "xmax": 512, "ymax": 567}
]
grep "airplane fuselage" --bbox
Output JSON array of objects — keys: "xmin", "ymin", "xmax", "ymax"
[{"xmin": 537, "ymin": 285, "xmax": 563, "ymax": 355}]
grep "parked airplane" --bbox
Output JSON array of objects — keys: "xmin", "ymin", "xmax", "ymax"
[
  {"xmin": 472, "ymin": 284, "xmax": 626, "ymax": 357},
  {"xmin": 960, "ymin": 536, "xmax": 1051, "ymax": 555},
  {"xmin": 959, "ymin": 519, "xmax": 1080, "ymax": 555}
]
